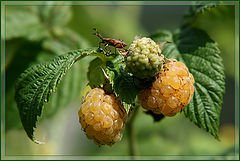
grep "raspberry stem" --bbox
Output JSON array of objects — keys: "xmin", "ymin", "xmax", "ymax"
[{"xmin": 126, "ymin": 103, "xmax": 140, "ymax": 156}]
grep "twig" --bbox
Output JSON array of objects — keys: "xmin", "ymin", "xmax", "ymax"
[{"xmin": 126, "ymin": 104, "xmax": 140, "ymax": 157}]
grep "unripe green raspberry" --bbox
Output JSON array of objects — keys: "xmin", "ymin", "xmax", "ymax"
[
  {"xmin": 125, "ymin": 37, "xmax": 164, "ymax": 79},
  {"xmin": 138, "ymin": 59, "xmax": 195, "ymax": 116},
  {"xmin": 78, "ymin": 88, "xmax": 127, "ymax": 146}
]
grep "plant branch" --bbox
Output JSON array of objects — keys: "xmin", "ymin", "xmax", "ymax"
[{"xmin": 126, "ymin": 103, "xmax": 140, "ymax": 156}]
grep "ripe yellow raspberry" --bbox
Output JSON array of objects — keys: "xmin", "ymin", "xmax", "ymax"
[
  {"xmin": 138, "ymin": 59, "xmax": 195, "ymax": 116},
  {"xmin": 78, "ymin": 88, "xmax": 127, "ymax": 145}
]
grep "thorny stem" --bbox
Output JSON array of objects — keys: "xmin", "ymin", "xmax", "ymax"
[{"xmin": 126, "ymin": 104, "xmax": 140, "ymax": 157}]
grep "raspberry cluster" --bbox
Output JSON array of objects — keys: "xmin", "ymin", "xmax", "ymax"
[
  {"xmin": 125, "ymin": 37, "xmax": 164, "ymax": 79},
  {"xmin": 138, "ymin": 59, "xmax": 195, "ymax": 116},
  {"xmin": 78, "ymin": 88, "xmax": 127, "ymax": 145}
]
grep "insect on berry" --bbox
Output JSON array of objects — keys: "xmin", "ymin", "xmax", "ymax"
[{"xmin": 93, "ymin": 28, "xmax": 128, "ymax": 55}]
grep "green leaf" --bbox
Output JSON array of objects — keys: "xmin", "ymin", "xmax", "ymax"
[
  {"xmin": 15, "ymin": 48, "xmax": 98, "ymax": 143},
  {"xmin": 192, "ymin": 5, "xmax": 235, "ymax": 78},
  {"xmin": 5, "ymin": 39, "xmax": 44, "ymax": 131},
  {"xmin": 86, "ymin": 49, "xmax": 123, "ymax": 88},
  {"xmin": 86, "ymin": 53, "xmax": 138, "ymax": 113},
  {"xmin": 150, "ymin": 30, "xmax": 173, "ymax": 43},
  {"xmin": 40, "ymin": 29, "xmax": 92, "ymax": 117},
  {"xmin": 6, "ymin": 6, "xmax": 49, "ymax": 40},
  {"xmin": 87, "ymin": 57, "xmax": 106, "ymax": 88},
  {"xmin": 43, "ymin": 28, "xmax": 90, "ymax": 55},
  {"xmin": 182, "ymin": 2, "xmax": 220, "ymax": 27},
  {"xmin": 108, "ymin": 69, "xmax": 139, "ymax": 113},
  {"xmin": 151, "ymin": 28, "xmax": 225, "ymax": 139},
  {"xmin": 101, "ymin": 54, "xmax": 138, "ymax": 113},
  {"xmin": 6, "ymin": 4, "xmax": 73, "ymax": 41},
  {"xmin": 43, "ymin": 56, "xmax": 92, "ymax": 118},
  {"xmin": 87, "ymin": 53, "xmax": 138, "ymax": 113},
  {"xmin": 35, "ymin": 4, "xmax": 72, "ymax": 27},
  {"xmin": 113, "ymin": 71, "xmax": 138, "ymax": 103}
]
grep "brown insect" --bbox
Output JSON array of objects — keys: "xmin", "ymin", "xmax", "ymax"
[{"xmin": 93, "ymin": 28, "xmax": 128, "ymax": 55}]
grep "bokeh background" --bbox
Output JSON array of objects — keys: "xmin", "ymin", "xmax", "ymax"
[{"xmin": 2, "ymin": 1, "xmax": 239, "ymax": 159}]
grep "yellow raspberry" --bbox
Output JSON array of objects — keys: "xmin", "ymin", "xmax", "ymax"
[
  {"xmin": 78, "ymin": 88, "xmax": 127, "ymax": 146},
  {"xmin": 138, "ymin": 59, "xmax": 195, "ymax": 116}
]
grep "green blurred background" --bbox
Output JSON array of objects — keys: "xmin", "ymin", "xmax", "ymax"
[{"xmin": 2, "ymin": 2, "xmax": 238, "ymax": 159}]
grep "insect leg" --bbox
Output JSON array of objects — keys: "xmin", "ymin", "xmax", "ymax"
[
  {"xmin": 93, "ymin": 28, "xmax": 103, "ymax": 40},
  {"xmin": 109, "ymin": 47, "xmax": 112, "ymax": 55},
  {"xmin": 104, "ymin": 43, "xmax": 109, "ymax": 55},
  {"xmin": 123, "ymin": 47, "xmax": 128, "ymax": 52}
]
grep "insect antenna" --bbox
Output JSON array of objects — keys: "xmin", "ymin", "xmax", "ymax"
[{"xmin": 92, "ymin": 28, "xmax": 103, "ymax": 40}]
